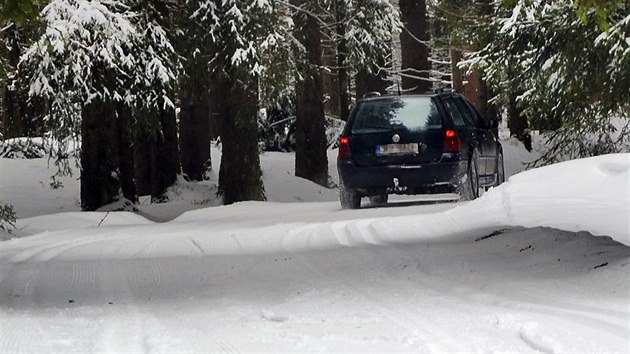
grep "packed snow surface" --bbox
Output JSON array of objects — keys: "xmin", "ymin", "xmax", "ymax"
[{"xmin": 0, "ymin": 147, "xmax": 628, "ymax": 352}]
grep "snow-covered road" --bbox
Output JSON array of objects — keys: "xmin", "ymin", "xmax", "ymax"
[{"xmin": 1, "ymin": 219, "xmax": 628, "ymax": 352}]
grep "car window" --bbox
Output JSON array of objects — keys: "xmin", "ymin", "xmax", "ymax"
[
  {"xmin": 454, "ymin": 98, "xmax": 479, "ymax": 128},
  {"xmin": 459, "ymin": 98, "xmax": 489, "ymax": 129},
  {"xmin": 443, "ymin": 99, "xmax": 468, "ymax": 128},
  {"xmin": 350, "ymin": 97, "xmax": 442, "ymax": 133}
]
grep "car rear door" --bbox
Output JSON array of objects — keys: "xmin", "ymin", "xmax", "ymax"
[
  {"xmin": 441, "ymin": 97, "xmax": 484, "ymax": 173},
  {"xmin": 348, "ymin": 97, "xmax": 445, "ymax": 167},
  {"xmin": 458, "ymin": 98, "xmax": 498, "ymax": 176}
]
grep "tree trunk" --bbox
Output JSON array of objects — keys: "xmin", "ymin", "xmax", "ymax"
[
  {"xmin": 356, "ymin": 60, "xmax": 388, "ymax": 99},
  {"xmin": 116, "ymin": 103, "xmax": 138, "ymax": 203},
  {"xmin": 2, "ymin": 24, "xmax": 26, "ymax": 139},
  {"xmin": 399, "ymin": 0, "xmax": 431, "ymax": 93},
  {"xmin": 322, "ymin": 45, "xmax": 340, "ymax": 119},
  {"xmin": 335, "ymin": 0, "xmax": 350, "ymax": 121},
  {"xmin": 80, "ymin": 99, "xmax": 120, "ymax": 211},
  {"xmin": 134, "ymin": 132, "xmax": 153, "ymax": 196},
  {"xmin": 151, "ymin": 102, "xmax": 181, "ymax": 203},
  {"xmin": 451, "ymin": 48, "xmax": 463, "ymax": 93},
  {"xmin": 508, "ymin": 91, "xmax": 532, "ymax": 151},
  {"xmin": 217, "ymin": 68, "xmax": 265, "ymax": 204},
  {"xmin": 475, "ymin": 0, "xmax": 498, "ymax": 129},
  {"xmin": 179, "ymin": 86, "xmax": 211, "ymax": 181},
  {"xmin": 292, "ymin": 0, "xmax": 329, "ymax": 186}
]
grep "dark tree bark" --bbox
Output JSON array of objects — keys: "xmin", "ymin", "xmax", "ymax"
[
  {"xmin": 179, "ymin": 85, "xmax": 211, "ymax": 181},
  {"xmin": 475, "ymin": 0, "xmax": 499, "ymax": 130},
  {"xmin": 508, "ymin": 91, "xmax": 532, "ymax": 151},
  {"xmin": 335, "ymin": 0, "xmax": 350, "ymax": 121},
  {"xmin": 217, "ymin": 68, "xmax": 265, "ymax": 204},
  {"xmin": 400, "ymin": 0, "xmax": 431, "ymax": 93},
  {"xmin": 322, "ymin": 45, "xmax": 340, "ymax": 118},
  {"xmin": 451, "ymin": 48, "xmax": 464, "ymax": 93},
  {"xmin": 356, "ymin": 62, "xmax": 388, "ymax": 99},
  {"xmin": 2, "ymin": 24, "xmax": 26, "ymax": 139},
  {"xmin": 151, "ymin": 101, "xmax": 181, "ymax": 203},
  {"xmin": 134, "ymin": 133, "xmax": 153, "ymax": 196},
  {"xmin": 80, "ymin": 99, "xmax": 120, "ymax": 211},
  {"xmin": 116, "ymin": 103, "xmax": 138, "ymax": 203},
  {"xmin": 292, "ymin": 0, "xmax": 329, "ymax": 186}
]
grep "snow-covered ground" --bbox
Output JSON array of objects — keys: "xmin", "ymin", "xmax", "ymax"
[{"xmin": 0, "ymin": 139, "xmax": 628, "ymax": 353}]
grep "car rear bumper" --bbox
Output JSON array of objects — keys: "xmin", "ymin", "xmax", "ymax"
[{"xmin": 338, "ymin": 159, "xmax": 468, "ymax": 195}]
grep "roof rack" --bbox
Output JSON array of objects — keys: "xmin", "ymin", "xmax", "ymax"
[
  {"xmin": 432, "ymin": 88, "xmax": 456, "ymax": 94},
  {"xmin": 362, "ymin": 92, "xmax": 382, "ymax": 99}
]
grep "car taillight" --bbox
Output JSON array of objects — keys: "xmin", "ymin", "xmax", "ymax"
[
  {"xmin": 443, "ymin": 129, "xmax": 461, "ymax": 153},
  {"xmin": 339, "ymin": 136, "xmax": 351, "ymax": 160}
]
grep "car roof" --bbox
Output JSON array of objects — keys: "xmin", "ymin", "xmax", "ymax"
[{"xmin": 358, "ymin": 92, "xmax": 459, "ymax": 102}]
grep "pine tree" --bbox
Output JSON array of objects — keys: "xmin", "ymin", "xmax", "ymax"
[
  {"xmin": 467, "ymin": 0, "xmax": 630, "ymax": 164},
  {"xmin": 21, "ymin": 0, "xmax": 179, "ymax": 210},
  {"xmin": 400, "ymin": 0, "xmax": 431, "ymax": 93},
  {"xmin": 190, "ymin": 0, "xmax": 293, "ymax": 203},
  {"xmin": 291, "ymin": 0, "xmax": 329, "ymax": 187}
]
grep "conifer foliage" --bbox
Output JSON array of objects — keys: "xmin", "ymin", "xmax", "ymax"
[
  {"xmin": 21, "ymin": 0, "xmax": 179, "ymax": 210},
  {"xmin": 467, "ymin": 0, "xmax": 630, "ymax": 165}
]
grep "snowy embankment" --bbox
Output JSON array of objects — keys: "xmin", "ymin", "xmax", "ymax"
[{"xmin": 2, "ymin": 153, "xmax": 628, "ymax": 262}]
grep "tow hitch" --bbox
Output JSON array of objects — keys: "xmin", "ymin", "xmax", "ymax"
[{"xmin": 387, "ymin": 178, "xmax": 408, "ymax": 193}]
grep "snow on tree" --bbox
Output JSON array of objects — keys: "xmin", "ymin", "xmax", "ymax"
[
  {"xmin": 21, "ymin": 0, "xmax": 177, "ymax": 145},
  {"xmin": 189, "ymin": 0, "xmax": 293, "ymax": 203},
  {"xmin": 465, "ymin": 0, "xmax": 630, "ymax": 165},
  {"xmin": 343, "ymin": 0, "xmax": 402, "ymax": 75},
  {"xmin": 20, "ymin": 0, "xmax": 180, "ymax": 210}
]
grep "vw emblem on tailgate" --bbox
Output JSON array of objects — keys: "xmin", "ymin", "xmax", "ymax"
[{"xmin": 392, "ymin": 134, "xmax": 400, "ymax": 143}]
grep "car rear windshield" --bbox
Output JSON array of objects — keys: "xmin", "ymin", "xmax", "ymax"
[{"xmin": 350, "ymin": 97, "xmax": 442, "ymax": 134}]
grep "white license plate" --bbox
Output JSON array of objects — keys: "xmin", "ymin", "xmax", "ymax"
[{"xmin": 375, "ymin": 143, "xmax": 419, "ymax": 156}]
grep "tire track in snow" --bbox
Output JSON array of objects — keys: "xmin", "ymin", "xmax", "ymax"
[
  {"xmin": 174, "ymin": 326, "xmax": 241, "ymax": 353},
  {"xmin": 290, "ymin": 250, "xmax": 458, "ymax": 352}
]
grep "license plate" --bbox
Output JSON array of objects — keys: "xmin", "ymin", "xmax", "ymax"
[{"xmin": 375, "ymin": 143, "xmax": 419, "ymax": 156}]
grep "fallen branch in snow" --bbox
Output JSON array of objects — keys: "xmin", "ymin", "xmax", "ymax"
[{"xmin": 97, "ymin": 212, "xmax": 110, "ymax": 228}]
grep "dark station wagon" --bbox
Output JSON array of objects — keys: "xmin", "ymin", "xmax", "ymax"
[{"xmin": 337, "ymin": 91, "xmax": 505, "ymax": 209}]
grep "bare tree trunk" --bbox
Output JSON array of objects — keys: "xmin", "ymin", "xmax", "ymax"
[
  {"xmin": 508, "ymin": 91, "xmax": 532, "ymax": 151},
  {"xmin": 179, "ymin": 85, "xmax": 211, "ymax": 181},
  {"xmin": 400, "ymin": 0, "xmax": 431, "ymax": 93},
  {"xmin": 451, "ymin": 48, "xmax": 463, "ymax": 93},
  {"xmin": 116, "ymin": 103, "xmax": 138, "ymax": 203},
  {"xmin": 335, "ymin": 0, "xmax": 350, "ymax": 121},
  {"xmin": 81, "ymin": 99, "xmax": 120, "ymax": 211},
  {"xmin": 217, "ymin": 67, "xmax": 265, "ymax": 204},
  {"xmin": 356, "ymin": 61, "xmax": 388, "ymax": 99},
  {"xmin": 151, "ymin": 101, "xmax": 181, "ymax": 203},
  {"xmin": 293, "ymin": 0, "xmax": 329, "ymax": 186},
  {"xmin": 2, "ymin": 24, "xmax": 26, "ymax": 139},
  {"xmin": 322, "ymin": 44, "xmax": 340, "ymax": 118},
  {"xmin": 134, "ymin": 133, "xmax": 152, "ymax": 196}
]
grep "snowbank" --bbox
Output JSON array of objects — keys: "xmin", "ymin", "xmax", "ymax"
[{"xmin": 2, "ymin": 154, "xmax": 628, "ymax": 263}]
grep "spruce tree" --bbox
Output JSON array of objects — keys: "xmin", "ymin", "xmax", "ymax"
[
  {"xmin": 467, "ymin": 0, "xmax": 630, "ymax": 164},
  {"xmin": 400, "ymin": 0, "xmax": 431, "ymax": 93},
  {"xmin": 21, "ymin": 0, "xmax": 179, "ymax": 210}
]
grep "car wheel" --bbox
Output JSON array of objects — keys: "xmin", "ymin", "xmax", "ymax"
[
  {"xmin": 369, "ymin": 194, "xmax": 388, "ymax": 206},
  {"xmin": 495, "ymin": 152, "xmax": 505, "ymax": 186},
  {"xmin": 340, "ymin": 185, "xmax": 361, "ymax": 209},
  {"xmin": 458, "ymin": 154, "xmax": 479, "ymax": 201}
]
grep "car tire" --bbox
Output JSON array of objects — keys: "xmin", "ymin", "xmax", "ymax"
[
  {"xmin": 340, "ymin": 185, "xmax": 361, "ymax": 209},
  {"xmin": 458, "ymin": 153, "xmax": 480, "ymax": 201},
  {"xmin": 494, "ymin": 152, "xmax": 505, "ymax": 186},
  {"xmin": 369, "ymin": 194, "xmax": 388, "ymax": 206}
]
